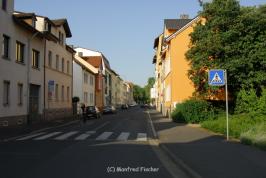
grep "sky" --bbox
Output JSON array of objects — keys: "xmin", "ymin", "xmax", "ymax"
[{"xmin": 15, "ymin": 0, "xmax": 266, "ymax": 87}]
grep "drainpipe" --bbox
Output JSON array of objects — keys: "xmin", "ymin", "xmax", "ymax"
[
  {"xmin": 27, "ymin": 31, "xmax": 40, "ymax": 125},
  {"xmin": 43, "ymin": 39, "xmax": 47, "ymax": 121}
]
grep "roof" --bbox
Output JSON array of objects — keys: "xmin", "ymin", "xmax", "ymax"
[
  {"xmin": 82, "ymin": 56, "xmax": 103, "ymax": 69},
  {"xmin": 74, "ymin": 54, "xmax": 98, "ymax": 74},
  {"xmin": 13, "ymin": 12, "xmax": 36, "ymax": 19},
  {"xmin": 165, "ymin": 16, "xmax": 200, "ymax": 42},
  {"xmin": 153, "ymin": 36, "xmax": 159, "ymax": 49},
  {"xmin": 101, "ymin": 54, "xmax": 111, "ymax": 70},
  {"xmin": 13, "ymin": 13, "xmax": 43, "ymax": 38},
  {"xmin": 51, "ymin": 19, "xmax": 72, "ymax": 38},
  {"xmin": 164, "ymin": 19, "xmax": 193, "ymax": 30}
]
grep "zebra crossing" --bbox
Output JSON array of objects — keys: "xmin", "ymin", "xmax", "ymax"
[{"xmin": 15, "ymin": 130, "xmax": 148, "ymax": 142}]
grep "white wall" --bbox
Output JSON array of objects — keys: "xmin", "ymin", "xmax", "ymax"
[
  {"xmin": 0, "ymin": 0, "xmax": 44, "ymax": 118},
  {"xmin": 73, "ymin": 61, "xmax": 83, "ymax": 103}
]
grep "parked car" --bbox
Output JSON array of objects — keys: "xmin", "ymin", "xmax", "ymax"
[
  {"xmin": 83, "ymin": 106, "xmax": 102, "ymax": 119},
  {"xmin": 103, "ymin": 106, "xmax": 117, "ymax": 114},
  {"xmin": 121, "ymin": 104, "xmax": 129, "ymax": 109}
]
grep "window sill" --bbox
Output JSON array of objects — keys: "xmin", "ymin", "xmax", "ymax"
[
  {"xmin": 3, "ymin": 103, "xmax": 9, "ymax": 107},
  {"xmin": 32, "ymin": 66, "xmax": 40, "ymax": 71},
  {"xmin": 2, "ymin": 56, "xmax": 10, "ymax": 60},
  {"xmin": 16, "ymin": 61, "xmax": 25, "ymax": 65}
]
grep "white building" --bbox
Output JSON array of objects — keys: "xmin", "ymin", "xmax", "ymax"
[
  {"xmin": 0, "ymin": 0, "xmax": 46, "ymax": 126},
  {"xmin": 73, "ymin": 54, "xmax": 98, "ymax": 107}
]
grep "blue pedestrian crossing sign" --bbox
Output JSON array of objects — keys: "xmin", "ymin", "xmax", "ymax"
[{"xmin": 208, "ymin": 69, "xmax": 225, "ymax": 86}]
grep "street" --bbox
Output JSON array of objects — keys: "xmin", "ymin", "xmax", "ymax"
[{"xmin": 0, "ymin": 107, "xmax": 186, "ymax": 178}]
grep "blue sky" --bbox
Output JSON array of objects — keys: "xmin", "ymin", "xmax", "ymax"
[{"xmin": 15, "ymin": 0, "xmax": 266, "ymax": 86}]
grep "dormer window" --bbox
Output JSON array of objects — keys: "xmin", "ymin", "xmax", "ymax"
[
  {"xmin": 2, "ymin": 0, "xmax": 7, "ymax": 11},
  {"xmin": 45, "ymin": 21, "xmax": 51, "ymax": 32},
  {"xmin": 58, "ymin": 31, "xmax": 64, "ymax": 45}
]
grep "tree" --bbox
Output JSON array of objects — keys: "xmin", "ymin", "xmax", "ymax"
[
  {"xmin": 186, "ymin": 0, "xmax": 266, "ymax": 99},
  {"xmin": 133, "ymin": 77, "xmax": 155, "ymax": 103}
]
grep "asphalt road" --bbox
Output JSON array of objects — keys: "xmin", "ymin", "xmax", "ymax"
[{"xmin": 0, "ymin": 107, "xmax": 186, "ymax": 178}]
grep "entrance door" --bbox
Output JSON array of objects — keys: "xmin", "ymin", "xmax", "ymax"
[{"xmin": 29, "ymin": 84, "xmax": 40, "ymax": 123}]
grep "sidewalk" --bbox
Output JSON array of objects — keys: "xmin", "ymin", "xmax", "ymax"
[
  {"xmin": 149, "ymin": 110, "xmax": 266, "ymax": 178},
  {"xmin": 0, "ymin": 117, "xmax": 78, "ymax": 141}
]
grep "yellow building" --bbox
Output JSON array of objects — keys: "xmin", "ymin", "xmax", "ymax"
[{"xmin": 153, "ymin": 17, "xmax": 200, "ymax": 117}]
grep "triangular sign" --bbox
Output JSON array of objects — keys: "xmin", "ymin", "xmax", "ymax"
[{"xmin": 211, "ymin": 72, "xmax": 222, "ymax": 83}]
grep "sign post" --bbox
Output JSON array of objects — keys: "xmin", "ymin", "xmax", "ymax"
[{"xmin": 209, "ymin": 69, "xmax": 229, "ymax": 141}]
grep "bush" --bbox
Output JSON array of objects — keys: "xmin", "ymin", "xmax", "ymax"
[
  {"xmin": 171, "ymin": 99, "xmax": 215, "ymax": 123},
  {"xmin": 257, "ymin": 88, "xmax": 266, "ymax": 114},
  {"xmin": 235, "ymin": 88, "xmax": 258, "ymax": 114},
  {"xmin": 202, "ymin": 113, "xmax": 266, "ymax": 138},
  {"xmin": 240, "ymin": 122, "xmax": 266, "ymax": 151}
]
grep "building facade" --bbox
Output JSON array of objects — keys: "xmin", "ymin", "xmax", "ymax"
[
  {"xmin": 0, "ymin": 0, "xmax": 46, "ymax": 126},
  {"xmin": 153, "ymin": 17, "xmax": 198, "ymax": 117},
  {"xmin": 73, "ymin": 54, "xmax": 97, "ymax": 107},
  {"xmin": 35, "ymin": 15, "xmax": 75, "ymax": 120}
]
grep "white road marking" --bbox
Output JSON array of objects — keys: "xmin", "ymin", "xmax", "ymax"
[
  {"xmin": 75, "ymin": 134, "xmax": 91, "ymax": 140},
  {"xmin": 147, "ymin": 111, "xmax": 158, "ymax": 138},
  {"xmin": 136, "ymin": 133, "xmax": 147, "ymax": 141},
  {"xmin": 117, "ymin": 132, "xmax": 130, "ymax": 141},
  {"xmin": 16, "ymin": 132, "xmax": 46, "ymax": 141},
  {"xmin": 75, "ymin": 131, "xmax": 96, "ymax": 140},
  {"xmin": 95, "ymin": 132, "xmax": 113, "ymax": 140},
  {"xmin": 94, "ymin": 122, "xmax": 110, "ymax": 131},
  {"xmin": 54, "ymin": 131, "xmax": 79, "ymax": 140},
  {"xmin": 34, "ymin": 132, "xmax": 62, "ymax": 140}
]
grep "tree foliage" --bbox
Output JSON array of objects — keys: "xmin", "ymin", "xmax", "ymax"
[
  {"xmin": 133, "ymin": 77, "xmax": 155, "ymax": 103},
  {"xmin": 186, "ymin": 0, "xmax": 266, "ymax": 99}
]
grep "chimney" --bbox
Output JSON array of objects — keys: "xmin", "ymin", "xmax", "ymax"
[
  {"xmin": 78, "ymin": 52, "xmax": 83, "ymax": 57},
  {"xmin": 180, "ymin": 14, "xmax": 189, "ymax": 19}
]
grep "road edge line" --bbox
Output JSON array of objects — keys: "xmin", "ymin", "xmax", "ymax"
[{"xmin": 158, "ymin": 143, "xmax": 202, "ymax": 178}]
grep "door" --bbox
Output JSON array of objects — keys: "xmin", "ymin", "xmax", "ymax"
[{"xmin": 29, "ymin": 84, "xmax": 40, "ymax": 123}]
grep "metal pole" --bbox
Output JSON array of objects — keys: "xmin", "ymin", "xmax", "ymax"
[{"xmin": 225, "ymin": 70, "xmax": 229, "ymax": 141}]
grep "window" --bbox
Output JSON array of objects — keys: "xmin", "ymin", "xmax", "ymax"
[
  {"xmin": 3, "ymin": 80, "xmax": 10, "ymax": 106},
  {"xmin": 67, "ymin": 61, "xmax": 70, "ymax": 74},
  {"xmin": 90, "ymin": 76, "xmax": 94, "ymax": 86},
  {"xmin": 56, "ymin": 55, "xmax": 59, "ymax": 70},
  {"xmin": 61, "ymin": 85, "xmax": 64, "ymax": 101},
  {"xmin": 18, "ymin": 83, "xmax": 23, "ymax": 105},
  {"xmin": 48, "ymin": 51, "xmax": 52, "ymax": 67},
  {"xmin": 2, "ymin": 35, "xmax": 9, "ymax": 59},
  {"xmin": 84, "ymin": 92, "xmax": 88, "ymax": 103},
  {"xmin": 84, "ymin": 73, "xmax": 88, "ymax": 84},
  {"xmin": 16, "ymin": 41, "xmax": 25, "ymax": 63},
  {"xmin": 165, "ymin": 85, "xmax": 171, "ymax": 102},
  {"xmin": 62, "ymin": 58, "xmax": 64, "ymax": 72},
  {"xmin": 32, "ymin": 49, "xmax": 40, "ymax": 69},
  {"xmin": 67, "ymin": 86, "xmax": 70, "ymax": 101},
  {"xmin": 164, "ymin": 58, "xmax": 171, "ymax": 76},
  {"xmin": 90, "ymin": 93, "xmax": 94, "ymax": 103},
  {"xmin": 2, "ymin": 0, "xmax": 7, "ymax": 11},
  {"xmin": 55, "ymin": 84, "xmax": 58, "ymax": 100},
  {"xmin": 59, "ymin": 31, "xmax": 64, "ymax": 45}
]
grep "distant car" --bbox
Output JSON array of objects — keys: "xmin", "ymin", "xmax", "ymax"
[
  {"xmin": 140, "ymin": 104, "xmax": 149, "ymax": 109},
  {"xmin": 103, "ymin": 106, "xmax": 117, "ymax": 114},
  {"xmin": 84, "ymin": 106, "xmax": 101, "ymax": 119},
  {"xmin": 121, "ymin": 104, "xmax": 129, "ymax": 109}
]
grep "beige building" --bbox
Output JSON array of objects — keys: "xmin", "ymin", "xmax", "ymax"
[
  {"xmin": 35, "ymin": 15, "xmax": 75, "ymax": 120},
  {"xmin": 0, "ymin": 0, "xmax": 47, "ymax": 126}
]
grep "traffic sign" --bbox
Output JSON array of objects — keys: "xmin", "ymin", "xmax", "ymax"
[{"xmin": 208, "ymin": 69, "xmax": 225, "ymax": 86}]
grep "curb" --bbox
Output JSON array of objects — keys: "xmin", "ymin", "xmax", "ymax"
[
  {"xmin": 158, "ymin": 143, "xmax": 202, "ymax": 178},
  {"xmin": 1, "ymin": 120, "xmax": 79, "ymax": 142}
]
